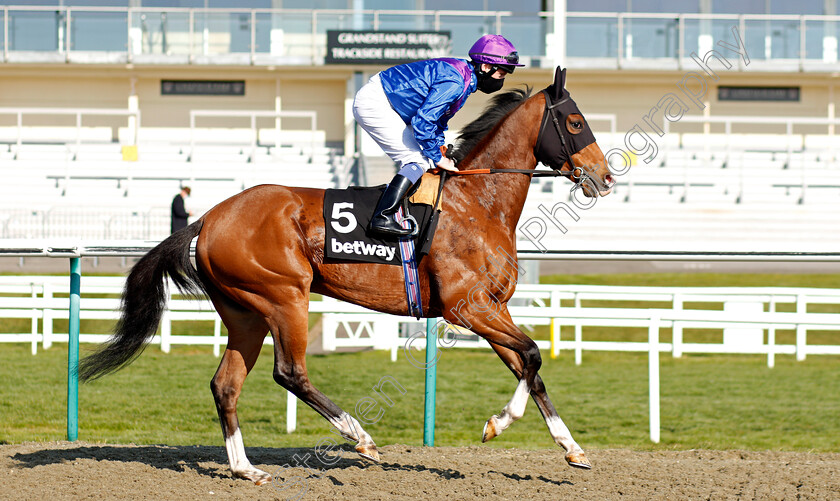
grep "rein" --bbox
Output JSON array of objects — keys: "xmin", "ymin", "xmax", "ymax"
[
  {"xmin": 436, "ymin": 88, "xmax": 591, "ymax": 184},
  {"xmin": 431, "ymin": 167, "xmax": 584, "ymax": 179}
]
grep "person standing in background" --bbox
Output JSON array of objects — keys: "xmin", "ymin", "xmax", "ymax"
[{"xmin": 171, "ymin": 186, "xmax": 192, "ymax": 233}]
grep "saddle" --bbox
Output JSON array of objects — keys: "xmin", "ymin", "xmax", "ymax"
[
  {"xmin": 323, "ymin": 171, "xmax": 446, "ymax": 266},
  {"xmin": 408, "ymin": 171, "xmax": 442, "ymax": 206},
  {"xmin": 323, "ymin": 172, "xmax": 446, "ymax": 319}
]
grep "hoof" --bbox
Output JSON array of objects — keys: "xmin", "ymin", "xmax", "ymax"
[
  {"xmin": 482, "ymin": 415, "xmax": 500, "ymax": 443},
  {"xmin": 235, "ymin": 468, "xmax": 273, "ymax": 485},
  {"xmin": 356, "ymin": 444, "xmax": 380, "ymax": 462},
  {"xmin": 566, "ymin": 451, "xmax": 591, "ymax": 469}
]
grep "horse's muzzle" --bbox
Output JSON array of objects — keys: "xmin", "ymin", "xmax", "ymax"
[{"xmin": 598, "ymin": 173, "xmax": 615, "ymax": 196}]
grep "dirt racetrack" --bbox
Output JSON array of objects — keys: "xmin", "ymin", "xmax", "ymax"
[{"xmin": 2, "ymin": 442, "xmax": 839, "ymax": 500}]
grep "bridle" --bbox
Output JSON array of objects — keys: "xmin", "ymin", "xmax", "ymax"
[
  {"xmin": 533, "ymin": 89, "xmax": 592, "ymax": 186},
  {"xmin": 444, "ymin": 89, "xmax": 594, "ymax": 187}
]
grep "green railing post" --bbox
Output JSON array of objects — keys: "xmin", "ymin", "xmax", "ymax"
[
  {"xmin": 423, "ymin": 317, "xmax": 437, "ymax": 447},
  {"xmin": 67, "ymin": 257, "xmax": 80, "ymax": 441}
]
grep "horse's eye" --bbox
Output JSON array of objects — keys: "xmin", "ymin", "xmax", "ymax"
[{"xmin": 566, "ymin": 114, "xmax": 584, "ymax": 134}]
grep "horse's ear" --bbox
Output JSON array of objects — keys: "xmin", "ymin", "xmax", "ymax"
[{"xmin": 553, "ymin": 67, "xmax": 567, "ymax": 100}]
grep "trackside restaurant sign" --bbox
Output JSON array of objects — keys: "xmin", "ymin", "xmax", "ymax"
[{"xmin": 325, "ymin": 30, "xmax": 452, "ymax": 64}]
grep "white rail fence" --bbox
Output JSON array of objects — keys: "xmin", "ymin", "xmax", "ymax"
[
  {"xmin": 2, "ymin": 244, "xmax": 839, "ymax": 440},
  {"xmin": 3, "ymin": 276, "xmax": 839, "ymax": 365}
]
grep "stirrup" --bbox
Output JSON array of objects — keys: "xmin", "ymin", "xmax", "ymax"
[
  {"xmin": 400, "ymin": 214, "xmax": 419, "ymax": 238},
  {"xmin": 369, "ymin": 215, "xmax": 413, "ymax": 237}
]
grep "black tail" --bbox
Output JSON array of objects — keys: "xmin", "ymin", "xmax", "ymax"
[{"xmin": 79, "ymin": 219, "xmax": 206, "ymax": 382}]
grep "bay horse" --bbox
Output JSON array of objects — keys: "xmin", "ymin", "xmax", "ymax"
[{"xmin": 79, "ymin": 67, "xmax": 615, "ymax": 485}]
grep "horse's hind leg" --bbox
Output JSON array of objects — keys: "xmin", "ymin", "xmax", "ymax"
[
  {"xmin": 488, "ymin": 341, "xmax": 590, "ymax": 469},
  {"xmin": 210, "ymin": 298, "xmax": 274, "ymax": 484},
  {"xmin": 268, "ymin": 287, "xmax": 381, "ymax": 462}
]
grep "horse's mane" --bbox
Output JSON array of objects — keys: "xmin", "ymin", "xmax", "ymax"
[{"xmin": 449, "ymin": 86, "xmax": 533, "ymax": 164}]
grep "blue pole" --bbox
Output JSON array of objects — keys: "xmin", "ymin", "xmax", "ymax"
[
  {"xmin": 423, "ymin": 317, "xmax": 437, "ymax": 446},
  {"xmin": 67, "ymin": 257, "xmax": 80, "ymax": 442}
]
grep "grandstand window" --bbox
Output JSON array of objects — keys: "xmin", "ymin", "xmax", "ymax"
[
  {"xmin": 711, "ymin": 0, "xmax": 764, "ymax": 14},
  {"xmin": 568, "ymin": 0, "xmax": 624, "ymax": 11},
  {"xmin": 10, "ymin": 0, "xmax": 127, "ymax": 5},
  {"xmin": 359, "ymin": 0, "xmax": 417, "ymax": 9},
  {"xmin": 631, "ymin": 0, "xmax": 698, "ymax": 13},
  {"xmin": 712, "ymin": 0, "xmax": 825, "ymax": 14},
  {"xmin": 140, "ymin": 0, "xmax": 271, "ymax": 6},
  {"xmin": 204, "ymin": 0, "xmax": 272, "ymax": 6},
  {"xmin": 568, "ymin": 0, "xmax": 699, "ymax": 12},
  {"xmin": 140, "ymin": 1, "xmax": 203, "ymax": 6},
  {"xmin": 425, "ymin": 0, "xmax": 541, "ymax": 10},
  {"xmin": 65, "ymin": 0, "xmax": 132, "ymax": 5},
  {"xmin": 4, "ymin": 0, "xmax": 56, "ymax": 5},
  {"xmin": 769, "ymin": 0, "xmax": 824, "ymax": 15},
  {"xmin": 278, "ymin": 0, "xmax": 353, "ymax": 8}
]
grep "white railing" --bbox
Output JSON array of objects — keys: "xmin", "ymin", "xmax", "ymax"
[
  {"xmin": 3, "ymin": 274, "xmax": 839, "ymax": 367},
  {"xmin": 0, "ymin": 207, "xmax": 170, "ymax": 241},
  {"xmin": 188, "ymin": 109, "xmax": 319, "ymax": 163},
  {"xmin": 0, "ymin": 107, "xmax": 141, "ymax": 151},
  {"xmin": 615, "ymin": 115, "xmax": 840, "ymax": 204},
  {"xmin": 324, "ymin": 284, "xmax": 840, "ymax": 366},
  {"xmin": 663, "ymin": 115, "xmax": 840, "ymax": 168}
]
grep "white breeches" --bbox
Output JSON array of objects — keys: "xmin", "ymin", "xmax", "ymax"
[{"xmin": 352, "ymin": 73, "xmax": 435, "ymax": 171}]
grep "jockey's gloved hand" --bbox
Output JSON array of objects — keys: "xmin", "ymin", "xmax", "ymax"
[{"xmin": 436, "ymin": 156, "xmax": 458, "ymax": 172}]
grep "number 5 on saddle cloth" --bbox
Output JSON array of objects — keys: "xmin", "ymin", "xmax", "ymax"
[{"xmin": 323, "ymin": 172, "xmax": 446, "ymax": 318}]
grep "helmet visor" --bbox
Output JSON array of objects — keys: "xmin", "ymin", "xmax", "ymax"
[{"xmin": 471, "ymin": 50, "xmax": 523, "ymax": 68}]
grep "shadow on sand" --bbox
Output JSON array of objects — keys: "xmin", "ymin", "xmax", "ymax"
[{"xmin": 9, "ymin": 442, "xmax": 464, "ymax": 482}]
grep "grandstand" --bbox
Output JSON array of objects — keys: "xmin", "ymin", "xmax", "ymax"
[{"xmin": 1, "ymin": 1, "xmax": 839, "ymax": 251}]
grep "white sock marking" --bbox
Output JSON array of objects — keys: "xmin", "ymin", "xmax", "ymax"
[
  {"xmin": 546, "ymin": 415, "xmax": 583, "ymax": 453},
  {"xmin": 225, "ymin": 428, "xmax": 259, "ymax": 474},
  {"xmin": 495, "ymin": 379, "xmax": 530, "ymax": 431},
  {"xmin": 329, "ymin": 412, "xmax": 375, "ymax": 447}
]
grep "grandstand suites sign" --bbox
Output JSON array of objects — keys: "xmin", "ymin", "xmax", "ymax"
[{"xmin": 325, "ymin": 30, "xmax": 452, "ymax": 65}]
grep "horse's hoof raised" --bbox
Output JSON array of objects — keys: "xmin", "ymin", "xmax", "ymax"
[
  {"xmin": 566, "ymin": 451, "xmax": 591, "ymax": 469},
  {"xmin": 482, "ymin": 415, "xmax": 500, "ymax": 443},
  {"xmin": 356, "ymin": 444, "xmax": 380, "ymax": 462}
]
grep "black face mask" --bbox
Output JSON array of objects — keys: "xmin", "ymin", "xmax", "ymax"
[{"xmin": 476, "ymin": 72, "xmax": 504, "ymax": 94}]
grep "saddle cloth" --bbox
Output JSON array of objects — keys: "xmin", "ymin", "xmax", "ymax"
[{"xmin": 323, "ymin": 185, "xmax": 435, "ymax": 266}]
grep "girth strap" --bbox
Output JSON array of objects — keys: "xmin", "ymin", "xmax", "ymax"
[{"xmin": 395, "ymin": 207, "xmax": 424, "ymax": 319}]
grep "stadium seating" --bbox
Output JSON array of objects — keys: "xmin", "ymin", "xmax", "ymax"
[
  {"xmin": 0, "ymin": 124, "xmax": 348, "ymax": 240},
  {"xmin": 2, "ymin": 120, "xmax": 838, "ymax": 252},
  {"xmin": 519, "ymin": 129, "xmax": 840, "ymax": 253}
]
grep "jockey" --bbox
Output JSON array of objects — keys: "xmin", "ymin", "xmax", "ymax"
[{"xmin": 353, "ymin": 34, "xmax": 524, "ymax": 237}]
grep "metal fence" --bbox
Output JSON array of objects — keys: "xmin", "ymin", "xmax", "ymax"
[
  {"xmin": 0, "ymin": 208, "xmax": 170, "ymax": 240},
  {"xmin": 2, "ymin": 6, "xmax": 840, "ymax": 68}
]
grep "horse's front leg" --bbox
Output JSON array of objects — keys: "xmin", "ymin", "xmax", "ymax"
[
  {"xmin": 445, "ymin": 308, "xmax": 541, "ymax": 443},
  {"xmin": 481, "ymin": 377, "xmax": 531, "ymax": 443},
  {"xmin": 488, "ymin": 341, "xmax": 590, "ymax": 469}
]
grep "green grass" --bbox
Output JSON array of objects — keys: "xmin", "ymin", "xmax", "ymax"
[{"xmin": 1, "ymin": 343, "xmax": 838, "ymax": 452}]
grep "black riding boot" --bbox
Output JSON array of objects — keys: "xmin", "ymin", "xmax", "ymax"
[{"xmin": 368, "ymin": 174, "xmax": 415, "ymax": 237}]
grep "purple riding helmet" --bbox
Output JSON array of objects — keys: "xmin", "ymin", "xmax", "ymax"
[{"xmin": 468, "ymin": 34, "xmax": 525, "ymax": 93}]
